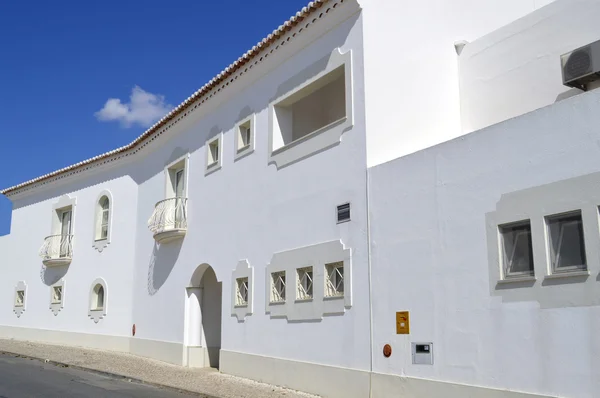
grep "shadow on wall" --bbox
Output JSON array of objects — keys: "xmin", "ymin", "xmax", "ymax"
[
  {"xmin": 40, "ymin": 265, "xmax": 69, "ymax": 286},
  {"xmin": 147, "ymin": 241, "xmax": 183, "ymax": 295}
]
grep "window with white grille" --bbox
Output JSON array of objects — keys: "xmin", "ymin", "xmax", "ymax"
[
  {"xmin": 96, "ymin": 196, "xmax": 110, "ymax": 241},
  {"xmin": 499, "ymin": 221, "xmax": 534, "ymax": 278},
  {"xmin": 325, "ymin": 261, "xmax": 344, "ymax": 297},
  {"xmin": 546, "ymin": 211, "xmax": 587, "ymax": 273},
  {"xmin": 15, "ymin": 290, "xmax": 24, "ymax": 307},
  {"xmin": 52, "ymin": 286, "xmax": 63, "ymax": 304},
  {"xmin": 296, "ymin": 267, "xmax": 313, "ymax": 300},
  {"xmin": 236, "ymin": 277, "xmax": 249, "ymax": 306},
  {"xmin": 270, "ymin": 271, "xmax": 286, "ymax": 303}
]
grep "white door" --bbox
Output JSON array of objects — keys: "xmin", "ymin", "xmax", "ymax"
[
  {"xmin": 60, "ymin": 210, "xmax": 72, "ymax": 257},
  {"xmin": 175, "ymin": 169, "xmax": 185, "ymax": 228}
]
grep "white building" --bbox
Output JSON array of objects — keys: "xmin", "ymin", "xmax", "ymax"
[{"xmin": 1, "ymin": 1, "xmax": 600, "ymax": 397}]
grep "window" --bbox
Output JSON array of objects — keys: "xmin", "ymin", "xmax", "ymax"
[
  {"xmin": 296, "ymin": 267, "xmax": 313, "ymax": 300},
  {"xmin": 239, "ymin": 122, "xmax": 251, "ymax": 150},
  {"xmin": 93, "ymin": 284, "xmax": 105, "ymax": 310},
  {"xmin": 325, "ymin": 261, "xmax": 344, "ymax": 297},
  {"xmin": 337, "ymin": 203, "xmax": 351, "ymax": 223},
  {"xmin": 236, "ymin": 277, "xmax": 249, "ymax": 306},
  {"xmin": 270, "ymin": 271, "xmax": 286, "ymax": 303},
  {"xmin": 96, "ymin": 196, "xmax": 110, "ymax": 241},
  {"xmin": 546, "ymin": 211, "xmax": 587, "ymax": 273},
  {"xmin": 15, "ymin": 290, "xmax": 24, "ymax": 307},
  {"xmin": 205, "ymin": 134, "xmax": 222, "ymax": 174},
  {"xmin": 499, "ymin": 221, "xmax": 534, "ymax": 278},
  {"xmin": 273, "ymin": 65, "xmax": 346, "ymax": 149},
  {"xmin": 52, "ymin": 286, "xmax": 63, "ymax": 304}
]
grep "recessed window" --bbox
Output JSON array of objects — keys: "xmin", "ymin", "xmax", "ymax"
[
  {"xmin": 236, "ymin": 277, "xmax": 249, "ymax": 306},
  {"xmin": 546, "ymin": 211, "xmax": 587, "ymax": 273},
  {"xmin": 270, "ymin": 271, "xmax": 286, "ymax": 303},
  {"xmin": 337, "ymin": 203, "xmax": 351, "ymax": 223},
  {"xmin": 52, "ymin": 286, "xmax": 63, "ymax": 304},
  {"xmin": 238, "ymin": 122, "xmax": 251, "ymax": 150},
  {"xmin": 296, "ymin": 267, "xmax": 313, "ymax": 300},
  {"xmin": 15, "ymin": 290, "xmax": 24, "ymax": 307},
  {"xmin": 325, "ymin": 261, "xmax": 344, "ymax": 297},
  {"xmin": 96, "ymin": 196, "xmax": 110, "ymax": 241},
  {"xmin": 93, "ymin": 284, "xmax": 105, "ymax": 310},
  {"xmin": 273, "ymin": 65, "xmax": 346, "ymax": 150},
  {"xmin": 499, "ymin": 221, "xmax": 534, "ymax": 278},
  {"xmin": 205, "ymin": 134, "xmax": 222, "ymax": 173}
]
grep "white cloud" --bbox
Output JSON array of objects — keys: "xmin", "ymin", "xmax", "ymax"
[{"xmin": 95, "ymin": 86, "xmax": 173, "ymax": 128}]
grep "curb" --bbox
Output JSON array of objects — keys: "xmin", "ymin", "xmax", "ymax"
[{"xmin": 0, "ymin": 350, "xmax": 216, "ymax": 398}]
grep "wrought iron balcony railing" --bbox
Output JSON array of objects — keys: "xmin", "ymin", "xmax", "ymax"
[
  {"xmin": 39, "ymin": 234, "xmax": 74, "ymax": 266},
  {"xmin": 148, "ymin": 197, "xmax": 188, "ymax": 243}
]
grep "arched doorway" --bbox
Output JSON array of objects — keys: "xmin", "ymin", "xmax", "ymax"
[{"xmin": 185, "ymin": 264, "xmax": 222, "ymax": 368}]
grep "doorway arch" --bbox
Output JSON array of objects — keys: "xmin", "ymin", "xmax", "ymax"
[{"xmin": 185, "ymin": 264, "xmax": 222, "ymax": 368}]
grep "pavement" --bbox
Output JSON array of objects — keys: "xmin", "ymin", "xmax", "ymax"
[
  {"xmin": 0, "ymin": 353, "xmax": 197, "ymax": 398},
  {"xmin": 0, "ymin": 339, "xmax": 318, "ymax": 398}
]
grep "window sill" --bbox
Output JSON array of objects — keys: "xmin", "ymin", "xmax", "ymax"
[
  {"xmin": 234, "ymin": 304, "xmax": 248, "ymax": 308},
  {"xmin": 272, "ymin": 117, "xmax": 347, "ymax": 157},
  {"xmin": 269, "ymin": 300, "xmax": 285, "ymax": 306},
  {"xmin": 90, "ymin": 308, "xmax": 104, "ymax": 312},
  {"xmin": 324, "ymin": 294, "xmax": 344, "ymax": 300},
  {"xmin": 205, "ymin": 162, "xmax": 221, "ymax": 176},
  {"xmin": 544, "ymin": 270, "xmax": 590, "ymax": 280},
  {"xmin": 94, "ymin": 238, "xmax": 108, "ymax": 243},
  {"xmin": 295, "ymin": 298, "xmax": 314, "ymax": 303},
  {"xmin": 497, "ymin": 276, "xmax": 536, "ymax": 284}
]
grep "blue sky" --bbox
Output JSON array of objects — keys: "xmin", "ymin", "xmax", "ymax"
[{"xmin": 0, "ymin": 0, "xmax": 309, "ymax": 235}]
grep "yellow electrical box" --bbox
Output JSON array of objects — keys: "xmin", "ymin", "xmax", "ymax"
[{"xmin": 396, "ymin": 311, "xmax": 410, "ymax": 334}]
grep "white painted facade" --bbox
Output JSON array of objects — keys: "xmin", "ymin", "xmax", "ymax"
[{"xmin": 2, "ymin": 0, "xmax": 600, "ymax": 397}]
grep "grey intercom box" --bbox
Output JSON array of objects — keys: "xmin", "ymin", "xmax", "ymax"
[{"xmin": 412, "ymin": 342, "xmax": 433, "ymax": 365}]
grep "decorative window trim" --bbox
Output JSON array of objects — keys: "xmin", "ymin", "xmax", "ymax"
[
  {"xmin": 51, "ymin": 194, "xmax": 77, "ymax": 235},
  {"xmin": 49, "ymin": 279, "xmax": 65, "ymax": 316},
  {"xmin": 93, "ymin": 190, "xmax": 113, "ymax": 252},
  {"xmin": 88, "ymin": 278, "xmax": 107, "ymax": 323},
  {"xmin": 265, "ymin": 239, "xmax": 352, "ymax": 321},
  {"xmin": 485, "ymin": 171, "xmax": 600, "ymax": 309},
  {"xmin": 268, "ymin": 48, "xmax": 354, "ymax": 169},
  {"xmin": 234, "ymin": 114, "xmax": 255, "ymax": 161},
  {"xmin": 205, "ymin": 133, "xmax": 223, "ymax": 175},
  {"xmin": 164, "ymin": 153, "xmax": 190, "ymax": 199},
  {"xmin": 14, "ymin": 281, "xmax": 27, "ymax": 318},
  {"xmin": 231, "ymin": 260, "xmax": 253, "ymax": 321}
]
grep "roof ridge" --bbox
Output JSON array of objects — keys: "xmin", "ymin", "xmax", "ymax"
[{"xmin": 2, "ymin": 0, "xmax": 332, "ymax": 197}]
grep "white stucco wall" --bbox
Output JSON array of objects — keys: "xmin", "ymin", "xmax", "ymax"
[
  {"xmin": 0, "ymin": 170, "xmax": 139, "ymax": 341},
  {"xmin": 360, "ymin": 0, "xmax": 555, "ymax": 167},
  {"xmin": 368, "ymin": 88, "xmax": 600, "ymax": 398},
  {"xmin": 126, "ymin": 1, "xmax": 371, "ymax": 376},
  {"xmin": 459, "ymin": 0, "xmax": 600, "ymax": 133}
]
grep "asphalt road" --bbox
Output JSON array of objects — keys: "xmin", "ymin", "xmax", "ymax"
[{"xmin": 0, "ymin": 353, "xmax": 200, "ymax": 398}]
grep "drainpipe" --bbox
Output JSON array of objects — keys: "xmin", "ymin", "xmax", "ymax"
[{"xmin": 365, "ymin": 167, "xmax": 375, "ymax": 397}]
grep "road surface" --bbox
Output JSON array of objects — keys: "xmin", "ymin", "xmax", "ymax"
[{"xmin": 0, "ymin": 353, "xmax": 201, "ymax": 398}]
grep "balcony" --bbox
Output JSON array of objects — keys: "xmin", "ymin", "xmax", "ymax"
[
  {"xmin": 39, "ymin": 235, "xmax": 74, "ymax": 267},
  {"xmin": 148, "ymin": 197, "xmax": 188, "ymax": 244}
]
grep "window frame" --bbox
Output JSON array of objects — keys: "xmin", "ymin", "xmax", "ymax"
[
  {"xmin": 270, "ymin": 271, "xmax": 286, "ymax": 304},
  {"xmin": 545, "ymin": 211, "xmax": 587, "ymax": 274},
  {"xmin": 499, "ymin": 220, "xmax": 535, "ymax": 279},
  {"xmin": 49, "ymin": 279, "xmax": 65, "ymax": 315},
  {"xmin": 13, "ymin": 281, "xmax": 27, "ymax": 318},
  {"xmin": 325, "ymin": 261, "xmax": 345, "ymax": 297},
  {"xmin": 205, "ymin": 133, "xmax": 223, "ymax": 174},
  {"xmin": 88, "ymin": 278, "xmax": 108, "ymax": 323},
  {"xmin": 296, "ymin": 267, "xmax": 314, "ymax": 301},
  {"xmin": 93, "ymin": 190, "xmax": 113, "ymax": 252},
  {"xmin": 234, "ymin": 114, "xmax": 255, "ymax": 160}
]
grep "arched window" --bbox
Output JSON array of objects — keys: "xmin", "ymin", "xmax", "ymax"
[
  {"xmin": 96, "ymin": 196, "xmax": 110, "ymax": 241},
  {"xmin": 88, "ymin": 278, "xmax": 107, "ymax": 323},
  {"xmin": 94, "ymin": 284, "xmax": 105, "ymax": 310}
]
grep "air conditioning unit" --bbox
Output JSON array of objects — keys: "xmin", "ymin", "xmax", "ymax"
[{"xmin": 561, "ymin": 39, "xmax": 600, "ymax": 90}]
